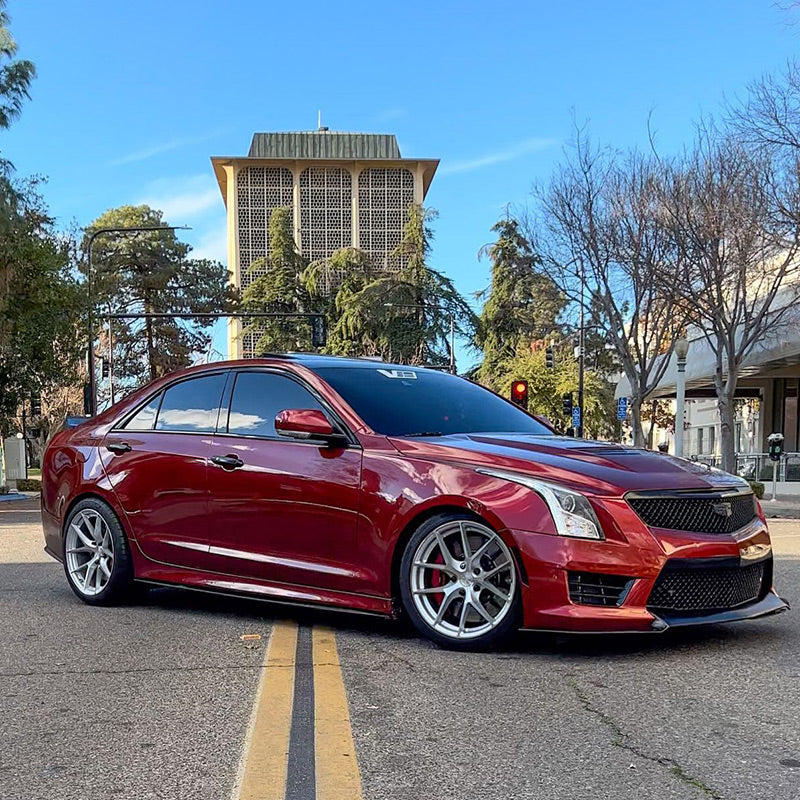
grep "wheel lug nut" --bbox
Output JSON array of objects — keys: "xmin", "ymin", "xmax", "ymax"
[{"xmin": 459, "ymin": 562, "xmax": 466, "ymax": 570}]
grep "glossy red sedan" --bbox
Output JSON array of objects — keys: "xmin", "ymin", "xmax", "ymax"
[{"xmin": 42, "ymin": 355, "xmax": 788, "ymax": 648}]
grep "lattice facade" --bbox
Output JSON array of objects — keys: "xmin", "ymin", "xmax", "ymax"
[
  {"xmin": 236, "ymin": 166, "xmax": 294, "ymax": 357},
  {"xmin": 299, "ymin": 167, "xmax": 353, "ymax": 282},
  {"xmin": 232, "ymin": 165, "xmax": 419, "ymax": 357},
  {"xmin": 358, "ymin": 168, "xmax": 415, "ymax": 271}
]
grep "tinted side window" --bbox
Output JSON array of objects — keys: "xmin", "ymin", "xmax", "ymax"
[
  {"xmin": 123, "ymin": 393, "xmax": 162, "ymax": 430},
  {"xmin": 154, "ymin": 374, "xmax": 227, "ymax": 433},
  {"xmin": 227, "ymin": 372, "xmax": 325, "ymax": 438}
]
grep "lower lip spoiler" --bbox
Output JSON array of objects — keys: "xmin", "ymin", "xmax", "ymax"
[{"xmin": 650, "ymin": 591, "xmax": 790, "ymax": 631}]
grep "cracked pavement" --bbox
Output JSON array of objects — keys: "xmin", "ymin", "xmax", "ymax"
[{"xmin": 2, "ymin": 499, "xmax": 800, "ymax": 799}]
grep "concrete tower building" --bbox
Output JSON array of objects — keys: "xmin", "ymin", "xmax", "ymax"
[{"xmin": 211, "ymin": 130, "xmax": 439, "ymax": 358}]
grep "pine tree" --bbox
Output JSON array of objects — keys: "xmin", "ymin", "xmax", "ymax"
[
  {"xmin": 87, "ymin": 205, "xmax": 235, "ymax": 390},
  {"xmin": 475, "ymin": 216, "xmax": 563, "ymax": 387},
  {"xmin": 242, "ymin": 207, "xmax": 313, "ymax": 354}
]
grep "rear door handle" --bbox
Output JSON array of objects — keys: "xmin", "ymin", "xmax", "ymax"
[
  {"xmin": 211, "ymin": 454, "xmax": 244, "ymax": 470},
  {"xmin": 106, "ymin": 441, "xmax": 132, "ymax": 454}
]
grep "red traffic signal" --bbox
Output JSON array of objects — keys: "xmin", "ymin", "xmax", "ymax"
[{"xmin": 511, "ymin": 380, "xmax": 529, "ymax": 408}]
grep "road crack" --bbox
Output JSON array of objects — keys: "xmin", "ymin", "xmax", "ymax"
[{"xmin": 567, "ymin": 675, "xmax": 722, "ymax": 799}]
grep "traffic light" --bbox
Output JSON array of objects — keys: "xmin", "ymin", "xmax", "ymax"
[
  {"xmin": 101, "ymin": 358, "xmax": 110, "ymax": 379},
  {"xmin": 545, "ymin": 346, "xmax": 554, "ymax": 370},
  {"xmin": 29, "ymin": 393, "xmax": 41, "ymax": 417},
  {"xmin": 310, "ymin": 315, "xmax": 327, "ymax": 348},
  {"xmin": 562, "ymin": 393, "xmax": 573, "ymax": 418},
  {"xmin": 511, "ymin": 380, "xmax": 529, "ymax": 408}
]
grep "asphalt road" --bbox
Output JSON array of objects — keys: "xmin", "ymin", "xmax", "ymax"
[{"xmin": 1, "ymin": 498, "xmax": 799, "ymax": 800}]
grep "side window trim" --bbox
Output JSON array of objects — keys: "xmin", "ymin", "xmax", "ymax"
[
  {"xmin": 114, "ymin": 369, "xmax": 230, "ymax": 433},
  {"xmin": 221, "ymin": 367, "xmax": 358, "ymax": 446}
]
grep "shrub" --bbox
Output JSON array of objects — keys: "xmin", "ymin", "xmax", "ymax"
[
  {"xmin": 0, "ymin": 485, "xmax": 9, "ymax": 495},
  {"xmin": 16, "ymin": 478, "xmax": 41, "ymax": 492},
  {"xmin": 749, "ymin": 480, "xmax": 765, "ymax": 499}
]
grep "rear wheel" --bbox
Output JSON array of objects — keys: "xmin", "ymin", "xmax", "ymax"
[
  {"xmin": 399, "ymin": 513, "xmax": 520, "ymax": 650},
  {"xmin": 63, "ymin": 498, "xmax": 135, "ymax": 606}
]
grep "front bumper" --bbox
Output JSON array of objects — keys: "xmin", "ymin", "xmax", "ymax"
[{"xmin": 509, "ymin": 519, "xmax": 788, "ymax": 633}]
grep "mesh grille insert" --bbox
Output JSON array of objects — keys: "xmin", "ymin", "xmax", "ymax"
[
  {"xmin": 648, "ymin": 560, "xmax": 766, "ymax": 612},
  {"xmin": 567, "ymin": 572, "xmax": 633, "ymax": 607},
  {"xmin": 627, "ymin": 492, "xmax": 756, "ymax": 534}
]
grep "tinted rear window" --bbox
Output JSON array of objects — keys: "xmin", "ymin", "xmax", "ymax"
[
  {"xmin": 315, "ymin": 367, "xmax": 552, "ymax": 437},
  {"xmin": 154, "ymin": 373, "xmax": 227, "ymax": 433}
]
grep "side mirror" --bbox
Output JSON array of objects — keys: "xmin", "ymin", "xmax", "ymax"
[{"xmin": 275, "ymin": 409, "xmax": 348, "ymax": 447}]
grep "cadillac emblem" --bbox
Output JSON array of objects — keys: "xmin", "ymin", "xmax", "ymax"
[{"xmin": 712, "ymin": 501, "xmax": 733, "ymax": 518}]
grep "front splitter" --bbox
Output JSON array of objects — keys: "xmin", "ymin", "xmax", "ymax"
[{"xmin": 650, "ymin": 591, "xmax": 790, "ymax": 631}]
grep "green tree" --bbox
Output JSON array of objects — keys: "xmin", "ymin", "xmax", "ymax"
[
  {"xmin": 303, "ymin": 246, "xmax": 378, "ymax": 356},
  {"xmin": 241, "ymin": 207, "xmax": 314, "ymax": 354},
  {"xmin": 494, "ymin": 342, "xmax": 615, "ymax": 439},
  {"xmin": 316, "ymin": 205, "xmax": 476, "ymax": 365},
  {"xmin": 87, "ymin": 205, "xmax": 235, "ymax": 393},
  {"xmin": 0, "ymin": 181, "xmax": 84, "ymax": 428},
  {"xmin": 0, "ymin": 1, "xmax": 34, "ymax": 134},
  {"xmin": 474, "ymin": 216, "xmax": 564, "ymax": 386}
]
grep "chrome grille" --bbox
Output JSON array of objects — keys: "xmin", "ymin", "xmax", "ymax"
[{"xmin": 627, "ymin": 491, "xmax": 757, "ymax": 534}]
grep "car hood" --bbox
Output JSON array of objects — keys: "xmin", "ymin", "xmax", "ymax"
[{"xmin": 387, "ymin": 433, "xmax": 749, "ymax": 496}]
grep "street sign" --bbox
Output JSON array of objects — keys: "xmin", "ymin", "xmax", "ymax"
[
  {"xmin": 572, "ymin": 406, "xmax": 581, "ymax": 429},
  {"xmin": 617, "ymin": 397, "xmax": 628, "ymax": 421}
]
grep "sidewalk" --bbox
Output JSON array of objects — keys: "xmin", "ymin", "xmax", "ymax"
[{"xmin": 761, "ymin": 496, "xmax": 800, "ymax": 519}]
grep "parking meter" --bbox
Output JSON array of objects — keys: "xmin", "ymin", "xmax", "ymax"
[
  {"xmin": 767, "ymin": 432, "xmax": 785, "ymax": 501},
  {"xmin": 768, "ymin": 432, "xmax": 784, "ymax": 462}
]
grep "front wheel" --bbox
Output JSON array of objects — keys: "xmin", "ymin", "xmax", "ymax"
[
  {"xmin": 399, "ymin": 513, "xmax": 521, "ymax": 650},
  {"xmin": 63, "ymin": 498, "xmax": 135, "ymax": 606}
]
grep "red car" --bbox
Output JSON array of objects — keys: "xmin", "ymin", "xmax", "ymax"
[{"xmin": 42, "ymin": 355, "xmax": 787, "ymax": 649}]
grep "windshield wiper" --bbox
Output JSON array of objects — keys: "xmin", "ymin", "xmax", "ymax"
[{"xmin": 401, "ymin": 431, "xmax": 444, "ymax": 437}]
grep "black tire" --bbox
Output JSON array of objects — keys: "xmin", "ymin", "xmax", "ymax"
[
  {"xmin": 62, "ymin": 497, "xmax": 136, "ymax": 606},
  {"xmin": 399, "ymin": 511, "xmax": 521, "ymax": 651}
]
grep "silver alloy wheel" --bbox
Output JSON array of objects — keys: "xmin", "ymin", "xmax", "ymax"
[
  {"xmin": 65, "ymin": 509, "xmax": 114, "ymax": 597},
  {"xmin": 410, "ymin": 519, "xmax": 516, "ymax": 641}
]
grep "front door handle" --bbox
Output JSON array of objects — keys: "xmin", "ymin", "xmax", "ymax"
[
  {"xmin": 211, "ymin": 454, "xmax": 244, "ymax": 470},
  {"xmin": 106, "ymin": 441, "xmax": 132, "ymax": 454}
]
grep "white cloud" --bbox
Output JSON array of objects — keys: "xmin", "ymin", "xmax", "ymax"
[
  {"xmin": 191, "ymin": 221, "xmax": 228, "ymax": 264},
  {"xmin": 140, "ymin": 174, "xmax": 221, "ymax": 221},
  {"xmin": 109, "ymin": 129, "xmax": 228, "ymax": 166},
  {"xmin": 440, "ymin": 137, "xmax": 558, "ymax": 175}
]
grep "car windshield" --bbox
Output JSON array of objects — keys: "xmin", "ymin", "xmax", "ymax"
[{"xmin": 315, "ymin": 366, "xmax": 553, "ymax": 437}]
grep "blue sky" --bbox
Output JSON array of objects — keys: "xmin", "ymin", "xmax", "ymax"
[{"xmin": 3, "ymin": 0, "xmax": 799, "ymax": 366}]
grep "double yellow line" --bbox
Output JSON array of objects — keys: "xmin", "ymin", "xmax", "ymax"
[{"xmin": 233, "ymin": 621, "xmax": 363, "ymax": 800}]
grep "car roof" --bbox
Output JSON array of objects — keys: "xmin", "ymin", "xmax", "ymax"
[{"xmin": 206, "ymin": 353, "xmax": 448, "ymax": 373}]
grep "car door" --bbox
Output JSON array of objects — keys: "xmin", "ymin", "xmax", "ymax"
[
  {"xmin": 204, "ymin": 368, "xmax": 364, "ymax": 593},
  {"xmin": 102, "ymin": 370, "xmax": 229, "ymax": 569}
]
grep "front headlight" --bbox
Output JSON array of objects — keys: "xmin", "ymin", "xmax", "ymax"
[{"xmin": 478, "ymin": 468, "xmax": 604, "ymax": 540}]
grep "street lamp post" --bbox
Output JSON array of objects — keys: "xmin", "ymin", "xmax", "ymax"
[
  {"xmin": 85, "ymin": 225, "xmax": 189, "ymax": 415},
  {"xmin": 674, "ymin": 337, "xmax": 690, "ymax": 457}
]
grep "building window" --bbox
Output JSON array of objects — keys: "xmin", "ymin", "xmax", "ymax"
[
  {"xmin": 708, "ymin": 426, "xmax": 715, "ymax": 455},
  {"xmin": 236, "ymin": 166, "xmax": 294, "ymax": 358},
  {"xmin": 697, "ymin": 427, "xmax": 704, "ymax": 454},
  {"xmin": 357, "ymin": 168, "xmax": 414, "ymax": 271},
  {"xmin": 299, "ymin": 167, "xmax": 353, "ymax": 285}
]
